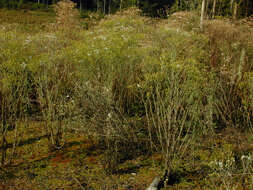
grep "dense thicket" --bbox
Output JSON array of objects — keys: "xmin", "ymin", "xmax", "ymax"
[{"xmin": 0, "ymin": 0, "xmax": 252, "ymax": 18}]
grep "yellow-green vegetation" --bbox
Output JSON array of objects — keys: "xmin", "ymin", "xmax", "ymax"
[{"xmin": 1, "ymin": 3, "xmax": 253, "ymax": 190}]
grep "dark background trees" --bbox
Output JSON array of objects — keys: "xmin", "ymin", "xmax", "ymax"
[{"xmin": 0, "ymin": 0, "xmax": 252, "ymax": 18}]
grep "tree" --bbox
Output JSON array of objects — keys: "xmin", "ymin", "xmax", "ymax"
[
  {"xmin": 0, "ymin": 0, "xmax": 252, "ymax": 18},
  {"xmin": 200, "ymin": 0, "xmax": 206, "ymax": 30},
  {"xmin": 212, "ymin": 0, "xmax": 217, "ymax": 18}
]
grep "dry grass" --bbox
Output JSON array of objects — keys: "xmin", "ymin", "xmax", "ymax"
[{"xmin": 0, "ymin": 9, "xmax": 55, "ymax": 24}]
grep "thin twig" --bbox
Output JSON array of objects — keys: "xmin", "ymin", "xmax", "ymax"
[{"xmin": 72, "ymin": 176, "xmax": 86, "ymax": 190}]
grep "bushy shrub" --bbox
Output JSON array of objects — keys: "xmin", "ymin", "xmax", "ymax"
[
  {"xmin": 53, "ymin": 0, "xmax": 81, "ymax": 39},
  {"xmin": 137, "ymin": 28, "xmax": 212, "ymax": 175},
  {"xmin": 31, "ymin": 54, "xmax": 78, "ymax": 149},
  {"xmin": 203, "ymin": 20, "xmax": 253, "ymax": 129},
  {"xmin": 0, "ymin": 14, "xmax": 80, "ymax": 155},
  {"xmin": 0, "ymin": 42, "xmax": 32, "ymax": 165}
]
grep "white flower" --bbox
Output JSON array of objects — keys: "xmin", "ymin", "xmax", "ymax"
[
  {"xmin": 24, "ymin": 38, "xmax": 32, "ymax": 45},
  {"xmin": 104, "ymin": 87, "xmax": 109, "ymax": 92},
  {"xmin": 100, "ymin": 36, "xmax": 107, "ymax": 40},
  {"xmin": 85, "ymin": 81, "xmax": 90, "ymax": 86},
  {"xmin": 241, "ymin": 155, "xmax": 246, "ymax": 160},
  {"xmin": 21, "ymin": 62, "xmax": 26, "ymax": 69},
  {"xmin": 107, "ymin": 112, "xmax": 112, "ymax": 120},
  {"xmin": 241, "ymin": 155, "xmax": 251, "ymax": 161},
  {"xmin": 0, "ymin": 25, "xmax": 6, "ymax": 30},
  {"xmin": 218, "ymin": 161, "xmax": 223, "ymax": 168}
]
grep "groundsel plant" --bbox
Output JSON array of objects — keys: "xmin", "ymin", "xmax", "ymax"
[
  {"xmin": 208, "ymin": 148, "xmax": 253, "ymax": 190},
  {"xmin": 142, "ymin": 62, "xmax": 203, "ymax": 178},
  {"xmin": 209, "ymin": 155, "xmax": 236, "ymax": 176},
  {"xmin": 241, "ymin": 153, "xmax": 253, "ymax": 174}
]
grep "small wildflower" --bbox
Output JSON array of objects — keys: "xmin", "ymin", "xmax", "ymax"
[
  {"xmin": 21, "ymin": 62, "xmax": 27, "ymax": 69},
  {"xmin": 218, "ymin": 161, "xmax": 223, "ymax": 168},
  {"xmin": 241, "ymin": 155, "xmax": 251, "ymax": 161},
  {"xmin": 24, "ymin": 38, "xmax": 32, "ymax": 45},
  {"xmin": 100, "ymin": 36, "xmax": 107, "ymax": 40},
  {"xmin": 106, "ymin": 112, "xmax": 112, "ymax": 121}
]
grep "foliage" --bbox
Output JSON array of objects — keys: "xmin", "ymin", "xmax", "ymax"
[
  {"xmin": 0, "ymin": 6, "xmax": 253, "ymax": 189},
  {"xmin": 203, "ymin": 19, "xmax": 253, "ymax": 129},
  {"xmin": 0, "ymin": 0, "xmax": 253, "ymax": 18},
  {"xmin": 53, "ymin": 0, "xmax": 81, "ymax": 39}
]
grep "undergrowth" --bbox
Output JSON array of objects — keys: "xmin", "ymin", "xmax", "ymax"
[{"xmin": 0, "ymin": 4, "xmax": 253, "ymax": 190}]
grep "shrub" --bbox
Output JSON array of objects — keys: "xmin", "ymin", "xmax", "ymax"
[
  {"xmin": 141, "ymin": 57, "xmax": 208, "ymax": 176},
  {"xmin": 53, "ymin": 0, "xmax": 81, "ymax": 39},
  {"xmin": 31, "ymin": 53, "xmax": 79, "ymax": 150},
  {"xmin": 203, "ymin": 20, "xmax": 253, "ymax": 129},
  {"xmin": 0, "ymin": 56, "xmax": 31, "ymax": 165}
]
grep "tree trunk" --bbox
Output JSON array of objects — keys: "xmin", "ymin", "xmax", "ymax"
[
  {"xmin": 120, "ymin": 0, "xmax": 123, "ymax": 11},
  {"xmin": 200, "ymin": 0, "xmax": 206, "ymax": 30},
  {"xmin": 97, "ymin": 0, "xmax": 99, "ymax": 12},
  {"xmin": 245, "ymin": 0, "xmax": 249, "ymax": 17},
  {"xmin": 212, "ymin": 0, "xmax": 217, "ymax": 18},
  {"xmin": 205, "ymin": 0, "xmax": 209, "ymax": 18},
  {"xmin": 233, "ymin": 2, "xmax": 238, "ymax": 19},
  {"xmin": 230, "ymin": 0, "xmax": 234, "ymax": 13},
  {"xmin": 108, "ymin": 0, "xmax": 111, "ymax": 14}
]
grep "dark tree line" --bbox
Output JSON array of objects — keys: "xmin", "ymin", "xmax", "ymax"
[{"xmin": 0, "ymin": 0, "xmax": 252, "ymax": 17}]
